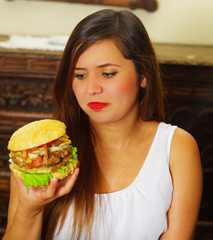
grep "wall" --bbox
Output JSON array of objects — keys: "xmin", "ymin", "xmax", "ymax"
[{"xmin": 0, "ymin": 0, "xmax": 212, "ymax": 46}]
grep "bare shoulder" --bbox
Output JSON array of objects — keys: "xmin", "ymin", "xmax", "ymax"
[
  {"xmin": 169, "ymin": 127, "xmax": 202, "ymax": 186},
  {"xmin": 170, "ymin": 127, "xmax": 200, "ymax": 168},
  {"xmin": 173, "ymin": 127, "xmax": 198, "ymax": 149}
]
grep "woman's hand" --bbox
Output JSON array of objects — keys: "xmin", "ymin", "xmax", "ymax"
[
  {"xmin": 12, "ymin": 166, "xmax": 79, "ymax": 213},
  {"xmin": 18, "ymin": 169, "xmax": 79, "ymax": 207},
  {"xmin": 3, "ymin": 167, "xmax": 79, "ymax": 240}
]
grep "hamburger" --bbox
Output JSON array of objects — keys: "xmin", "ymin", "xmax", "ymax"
[{"xmin": 8, "ymin": 119, "xmax": 78, "ymax": 191}]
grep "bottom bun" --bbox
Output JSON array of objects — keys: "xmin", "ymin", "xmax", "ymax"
[
  {"xmin": 11, "ymin": 166, "xmax": 23, "ymax": 179},
  {"xmin": 11, "ymin": 159, "xmax": 79, "ymax": 192}
]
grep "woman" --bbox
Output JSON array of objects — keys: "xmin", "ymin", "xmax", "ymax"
[{"xmin": 4, "ymin": 9, "xmax": 202, "ymax": 240}]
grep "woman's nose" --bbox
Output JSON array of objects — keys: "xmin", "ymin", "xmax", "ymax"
[{"xmin": 87, "ymin": 76, "xmax": 103, "ymax": 95}]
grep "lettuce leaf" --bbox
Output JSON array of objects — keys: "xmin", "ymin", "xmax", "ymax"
[
  {"xmin": 57, "ymin": 165, "xmax": 69, "ymax": 173},
  {"xmin": 69, "ymin": 145, "xmax": 78, "ymax": 160},
  {"xmin": 57, "ymin": 145, "xmax": 78, "ymax": 173},
  {"xmin": 21, "ymin": 172, "xmax": 51, "ymax": 193}
]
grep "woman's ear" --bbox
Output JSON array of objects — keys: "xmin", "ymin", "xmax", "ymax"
[{"xmin": 140, "ymin": 76, "xmax": 147, "ymax": 88}]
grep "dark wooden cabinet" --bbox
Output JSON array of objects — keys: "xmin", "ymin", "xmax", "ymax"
[
  {"xmin": 0, "ymin": 43, "xmax": 213, "ymax": 239},
  {"xmin": 162, "ymin": 64, "xmax": 213, "ymax": 221},
  {"xmin": 0, "ymin": 48, "xmax": 60, "ymax": 238}
]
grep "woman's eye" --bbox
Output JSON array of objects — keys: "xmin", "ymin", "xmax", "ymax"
[
  {"xmin": 102, "ymin": 72, "xmax": 117, "ymax": 79},
  {"xmin": 75, "ymin": 74, "xmax": 86, "ymax": 80}
]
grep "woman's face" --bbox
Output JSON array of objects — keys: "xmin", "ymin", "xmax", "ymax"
[{"xmin": 72, "ymin": 39, "xmax": 144, "ymax": 125}]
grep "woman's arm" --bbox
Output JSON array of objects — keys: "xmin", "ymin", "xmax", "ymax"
[
  {"xmin": 3, "ymin": 168, "xmax": 79, "ymax": 240},
  {"xmin": 160, "ymin": 128, "xmax": 203, "ymax": 240}
]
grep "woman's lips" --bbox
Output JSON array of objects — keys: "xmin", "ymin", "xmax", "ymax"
[{"xmin": 88, "ymin": 102, "xmax": 109, "ymax": 112}]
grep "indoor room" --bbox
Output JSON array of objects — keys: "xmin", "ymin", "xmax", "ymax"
[{"xmin": 0, "ymin": 0, "xmax": 212, "ymax": 239}]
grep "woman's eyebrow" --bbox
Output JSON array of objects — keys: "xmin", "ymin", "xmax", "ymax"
[
  {"xmin": 75, "ymin": 63, "xmax": 121, "ymax": 70},
  {"xmin": 75, "ymin": 67, "xmax": 86, "ymax": 70},
  {"xmin": 98, "ymin": 63, "xmax": 121, "ymax": 68}
]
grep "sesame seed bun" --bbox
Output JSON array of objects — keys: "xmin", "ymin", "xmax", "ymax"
[{"xmin": 7, "ymin": 119, "xmax": 66, "ymax": 151}]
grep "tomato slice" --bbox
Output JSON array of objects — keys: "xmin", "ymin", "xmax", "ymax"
[
  {"xmin": 30, "ymin": 155, "xmax": 43, "ymax": 168},
  {"xmin": 47, "ymin": 139, "xmax": 58, "ymax": 146}
]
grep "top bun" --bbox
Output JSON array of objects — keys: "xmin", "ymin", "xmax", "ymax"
[{"xmin": 8, "ymin": 119, "xmax": 66, "ymax": 151}]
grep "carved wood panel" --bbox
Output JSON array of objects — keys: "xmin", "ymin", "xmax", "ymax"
[
  {"xmin": 0, "ymin": 50, "xmax": 58, "ymax": 165},
  {"xmin": 0, "ymin": 77, "xmax": 54, "ymax": 112}
]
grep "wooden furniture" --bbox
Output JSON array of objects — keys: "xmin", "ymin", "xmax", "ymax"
[
  {"xmin": 0, "ymin": 45, "xmax": 59, "ymax": 237},
  {"xmin": 0, "ymin": 41, "xmax": 213, "ymax": 239},
  {"xmin": 10, "ymin": 0, "xmax": 158, "ymax": 12}
]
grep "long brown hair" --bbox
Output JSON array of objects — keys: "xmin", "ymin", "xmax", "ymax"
[{"xmin": 42, "ymin": 9, "xmax": 165, "ymax": 239}]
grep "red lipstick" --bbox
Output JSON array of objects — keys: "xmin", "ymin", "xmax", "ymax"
[{"xmin": 88, "ymin": 102, "xmax": 109, "ymax": 112}]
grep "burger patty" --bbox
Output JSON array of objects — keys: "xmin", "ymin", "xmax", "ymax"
[
  {"xmin": 47, "ymin": 148, "xmax": 71, "ymax": 165},
  {"xmin": 12, "ymin": 147, "xmax": 71, "ymax": 168},
  {"xmin": 51, "ymin": 153, "xmax": 73, "ymax": 172},
  {"xmin": 12, "ymin": 152, "xmax": 74, "ymax": 174}
]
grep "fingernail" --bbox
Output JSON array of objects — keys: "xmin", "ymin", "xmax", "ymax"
[
  {"xmin": 51, "ymin": 178, "xmax": 58, "ymax": 185},
  {"xmin": 75, "ymin": 168, "xmax": 80, "ymax": 177}
]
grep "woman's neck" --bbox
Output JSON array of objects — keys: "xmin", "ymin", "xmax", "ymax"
[{"xmin": 90, "ymin": 114, "xmax": 144, "ymax": 151}]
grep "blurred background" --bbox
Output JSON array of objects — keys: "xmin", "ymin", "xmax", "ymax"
[{"xmin": 0, "ymin": 0, "xmax": 212, "ymax": 45}]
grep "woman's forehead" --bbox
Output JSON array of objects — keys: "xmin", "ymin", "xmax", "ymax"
[{"xmin": 75, "ymin": 40, "xmax": 125, "ymax": 67}]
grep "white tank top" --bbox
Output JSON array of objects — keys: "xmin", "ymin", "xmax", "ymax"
[{"xmin": 53, "ymin": 122, "xmax": 176, "ymax": 240}]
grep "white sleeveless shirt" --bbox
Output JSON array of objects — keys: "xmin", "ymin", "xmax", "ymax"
[{"xmin": 53, "ymin": 122, "xmax": 176, "ymax": 240}]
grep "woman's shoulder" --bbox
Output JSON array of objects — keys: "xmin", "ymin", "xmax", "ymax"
[
  {"xmin": 156, "ymin": 122, "xmax": 198, "ymax": 149},
  {"xmin": 170, "ymin": 126, "xmax": 201, "ymax": 176},
  {"xmin": 172, "ymin": 127, "xmax": 199, "ymax": 153}
]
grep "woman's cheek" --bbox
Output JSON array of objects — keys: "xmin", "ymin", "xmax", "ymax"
[
  {"xmin": 73, "ymin": 82, "xmax": 84, "ymax": 99},
  {"xmin": 109, "ymin": 78, "xmax": 138, "ymax": 99}
]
